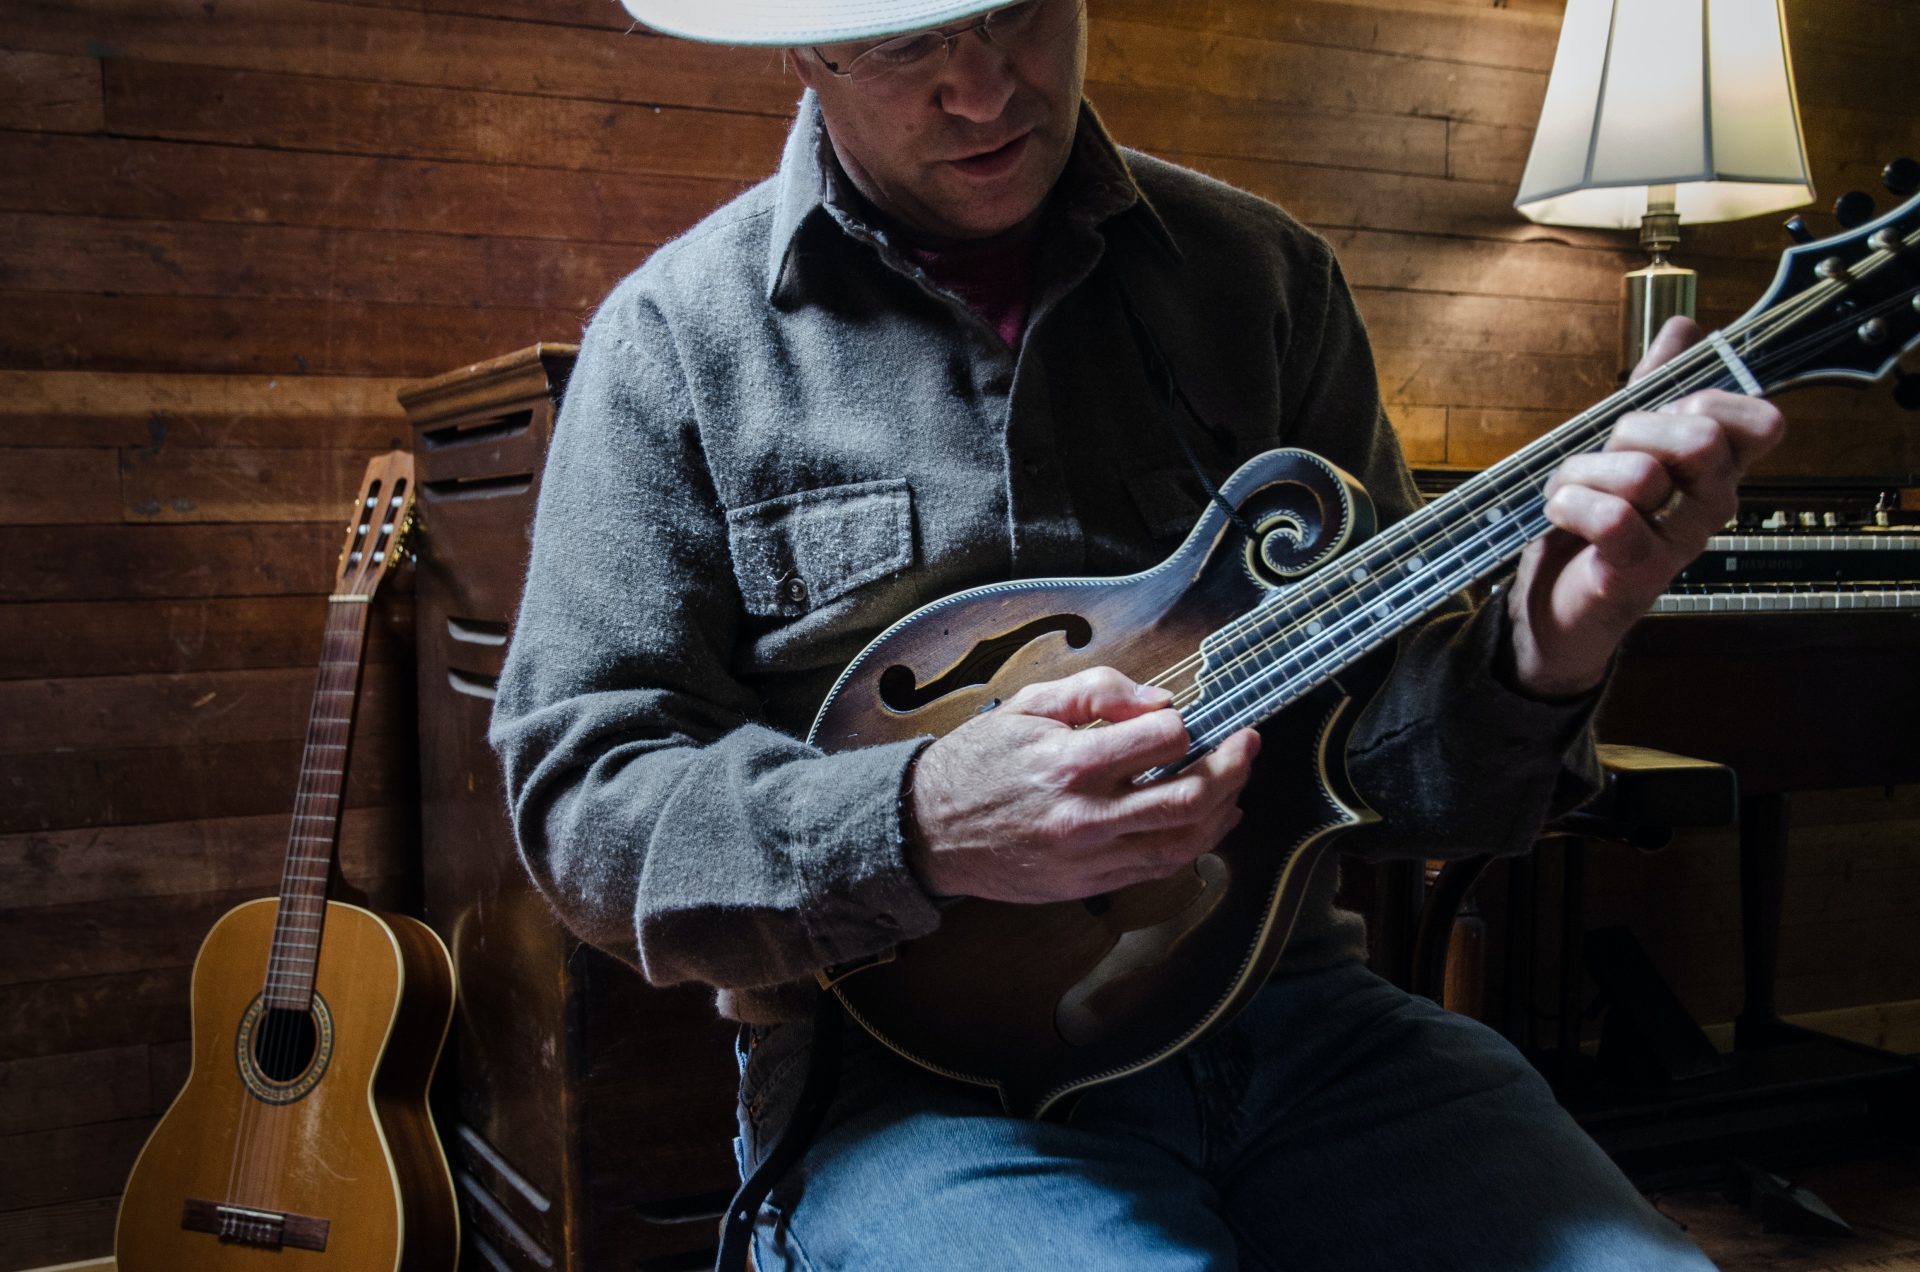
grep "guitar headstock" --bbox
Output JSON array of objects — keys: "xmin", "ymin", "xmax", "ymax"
[
  {"xmin": 1740, "ymin": 161, "xmax": 1920, "ymax": 401},
  {"xmin": 333, "ymin": 450, "xmax": 416, "ymax": 601}
]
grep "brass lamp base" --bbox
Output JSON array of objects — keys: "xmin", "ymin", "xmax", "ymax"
[
  {"xmin": 1622, "ymin": 260, "xmax": 1697, "ymax": 379},
  {"xmin": 1620, "ymin": 189, "xmax": 1697, "ymax": 379}
]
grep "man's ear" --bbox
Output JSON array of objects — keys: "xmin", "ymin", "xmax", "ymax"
[{"xmin": 787, "ymin": 47, "xmax": 818, "ymax": 90}]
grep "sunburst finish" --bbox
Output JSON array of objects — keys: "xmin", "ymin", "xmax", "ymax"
[{"xmin": 811, "ymin": 449, "xmax": 1386, "ymax": 1118}]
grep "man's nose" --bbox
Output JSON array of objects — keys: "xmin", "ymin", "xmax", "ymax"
[{"xmin": 936, "ymin": 29, "xmax": 1018, "ymax": 123}]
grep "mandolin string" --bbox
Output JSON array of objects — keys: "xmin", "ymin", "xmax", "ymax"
[
  {"xmin": 1070, "ymin": 324, "xmax": 1741, "ymax": 737},
  {"xmin": 1163, "ymin": 271, "xmax": 1914, "ymax": 758},
  {"xmin": 1169, "ymin": 262, "xmax": 1880, "ymax": 699},
  {"xmin": 1168, "ymin": 333, "xmax": 1804, "ymax": 747},
  {"xmin": 1151, "ymin": 344, "xmax": 1728, "ymax": 704},
  {"xmin": 1122, "ymin": 265, "xmax": 1879, "ymax": 752},
  {"xmin": 1160, "ymin": 336, "xmax": 1738, "ymax": 689},
  {"xmin": 1075, "ymin": 326, "xmax": 1739, "ymax": 736},
  {"xmin": 1163, "ymin": 227, "xmax": 1919, "ymax": 708},
  {"xmin": 1169, "ymin": 272, "xmax": 1843, "ymax": 684}
]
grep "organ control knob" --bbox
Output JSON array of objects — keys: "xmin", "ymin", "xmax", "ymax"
[{"xmin": 1798, "ymin": 512, "xmax": 1819, "ymax": 529}]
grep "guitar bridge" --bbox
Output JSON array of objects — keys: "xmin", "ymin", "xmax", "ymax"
[{"xmin": 181, "ymin": 1198, "xmax": 330, "ymax": 1251}]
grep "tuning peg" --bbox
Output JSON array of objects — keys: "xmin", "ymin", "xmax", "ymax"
[
  {"xmin": 1885, "ymin": 158, "xmax": 1920, "ymax": 198},
  {"xmin": 1835, "ymin": 191, "xmax": 1878, "ymax": 229},
  {"xmin": 1785, "ymin": 215, "xmax": 1816, "ymax": 244},
  {"xmin": 1895, "ymin": 373, "xmax": 1920, "ymax": 411}
]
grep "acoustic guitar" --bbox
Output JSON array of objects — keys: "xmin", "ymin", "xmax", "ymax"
[
  {"xmin": 811, "ymin": 183, "xmax": 1920, "ymax": 1118},
  {"xmin": 116, "ymin": 451, "xmax": 459, "ymax": 1270}
]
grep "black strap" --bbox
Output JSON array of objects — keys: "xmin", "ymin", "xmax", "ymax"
[
  {"xmin": 1112, "ymin": 277, "xmax": 1259, "ymax": 544},
  {"xmin": 714, "ymin": 990, "xmax": 845, "ymax": 1272}
]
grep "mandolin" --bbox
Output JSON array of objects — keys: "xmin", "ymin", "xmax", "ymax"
[
  {"xmin": 116, "ymin": 451, "xmax": 459, "ymax": 1269},
  {"xmin": 811, "ymin": 185, "xmax": 1920, "ymax": 1118}
]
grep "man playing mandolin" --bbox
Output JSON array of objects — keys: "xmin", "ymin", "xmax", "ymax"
[{"xmin": 493, "ymin": 1, "xmax": 1782, "ymax": 1267}]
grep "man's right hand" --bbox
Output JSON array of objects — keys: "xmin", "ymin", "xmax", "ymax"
[{"xmin": 902, "ymin": 666, "xmax": 1262, "ymax": 904}]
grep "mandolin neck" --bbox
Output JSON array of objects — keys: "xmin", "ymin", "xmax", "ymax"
[
  {"xmin": 1160, "ymin": 332, "xmax": 1757, "ymax": 777},
  {"xmin": 263, "ymin": 597, "xmax": 371, "ymax": 1010}
]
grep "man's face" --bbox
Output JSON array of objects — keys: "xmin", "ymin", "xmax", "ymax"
[{"xmin": 792, "ymin": 0, "xmax": 1088, "ymax": 242}]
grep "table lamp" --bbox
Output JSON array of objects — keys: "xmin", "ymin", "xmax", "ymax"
[{"xmin": 1515, "ymin": 0, "xmax": 1816, "ymax": 376}]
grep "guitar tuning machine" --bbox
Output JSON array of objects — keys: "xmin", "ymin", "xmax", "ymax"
[
  {"xmin": 1785, "ymin": 215, "xmax": 1815, "ymax": 244},
  {"xmin": 1884, "ymin": 157, "xmax": 1920, "ymax": 198},
  {"xmin": 394, "ymin": 508, "xmax": 421, "ymax": 562}
]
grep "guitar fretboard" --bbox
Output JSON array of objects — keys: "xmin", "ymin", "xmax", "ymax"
[{"xmin": 264, "ymin": 598, "xmax": 370, "ymax": 1010}]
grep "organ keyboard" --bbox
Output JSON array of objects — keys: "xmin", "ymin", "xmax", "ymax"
[
  {"xmin": 1651, "ymin": 530, "xmax": 1920, "ymax": 612},
  {"xmin": 1415, "ymin": 469, "xmax": 1920, "ymax": 612}
]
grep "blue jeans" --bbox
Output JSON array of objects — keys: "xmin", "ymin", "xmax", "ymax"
[{"xmin": 735, "ymin": 960, "xmax": 1714, "ymax": 1270}]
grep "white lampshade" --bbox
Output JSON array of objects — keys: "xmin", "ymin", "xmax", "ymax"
[{"xmin": 1515, "ymin": 0, "xmax": 1815, "ymax": 228}]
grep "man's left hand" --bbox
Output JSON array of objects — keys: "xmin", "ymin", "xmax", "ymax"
[{"xmin": 1505, "ymin": 316, "xmax": 1787, "ymax": 699}]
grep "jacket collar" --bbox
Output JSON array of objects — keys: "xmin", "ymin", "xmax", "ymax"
[{"xmin": 765, "ymin": 90, "xmax": 1178, "ymax": 304}]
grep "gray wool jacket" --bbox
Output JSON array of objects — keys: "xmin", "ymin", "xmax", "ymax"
[{"xmin": 490, "ymin": 93, "xmax": 1601, "ymax": 1025}]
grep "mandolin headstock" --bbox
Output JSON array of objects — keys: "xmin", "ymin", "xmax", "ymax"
[
  {"xmin": 333, "ymin": 450, "xmax": 416, "ymax": 601},
  {"xmin": 1740, "ymin": 164, "xmax": 1920, "ymax": 401}
]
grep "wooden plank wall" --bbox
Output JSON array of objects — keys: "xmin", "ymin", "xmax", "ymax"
[{"xmin": 0, "ymin": 0, "xmax": 1914, "ymax": 1266}]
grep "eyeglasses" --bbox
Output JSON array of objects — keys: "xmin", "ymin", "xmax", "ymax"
[{"xmin": 812, "ymin": 0, "xmax": 1082, "ymax": 87}]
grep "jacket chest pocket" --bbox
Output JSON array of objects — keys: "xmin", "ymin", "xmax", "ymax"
[{"xmin": 725, "ymin": 477, "xmax": 915, "ymax": 618}]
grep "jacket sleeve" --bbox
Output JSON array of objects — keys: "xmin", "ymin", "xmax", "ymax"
[
  {"xmin": 1276, "ymin": 245, "xmax": 1604, "ymax": 861},
  {"xmin": 488, "ymin": 284, "xmax": 943, "ymax": 990}
]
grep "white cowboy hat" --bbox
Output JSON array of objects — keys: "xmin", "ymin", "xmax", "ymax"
[{"xmin": 619, "ymin": 0, "xmax": 1008, "ymax": 46}]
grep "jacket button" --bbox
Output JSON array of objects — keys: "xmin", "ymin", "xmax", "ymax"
[{"xmin": 781, "ymin": 576, "xmax": 808, "ymax": 605}]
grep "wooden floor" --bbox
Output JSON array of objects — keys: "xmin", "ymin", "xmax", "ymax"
[
  {"xmin": 1655, "ymin": 1153, "xmax": 1920, "ymax": 1271},
  {"xmin": 46, "ymin": 1153, "xmax": 1920, "ymax": 1272}
]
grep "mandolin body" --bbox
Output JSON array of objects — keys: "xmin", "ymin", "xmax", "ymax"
[
  {"xmin": 810, "ymin": 448, "xmax": 1390, "ymax": 1118},
  {"xmin": 116, "ymin": 898, "xmax": 458, "ymax": 1271},
  {"xmin": 806, "ymin": 187, "xmax": 1920, "ymax": 1116}
]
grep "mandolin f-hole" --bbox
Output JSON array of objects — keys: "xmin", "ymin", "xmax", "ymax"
[{"xmin": 878, "ymin": 614, "xmax": 1093, "ymax": 713}]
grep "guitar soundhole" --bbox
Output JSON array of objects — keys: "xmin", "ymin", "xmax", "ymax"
[
  {"xmin": 253, "ymin": 1008, "xmax": 319, "ymax": 1082},
  {"xmin": 235, "ymin": 993, "xmax": 335, "ymax": 1104}
]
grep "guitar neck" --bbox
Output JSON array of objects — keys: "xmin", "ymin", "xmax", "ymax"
[{"xmin": 264, "ymin": 596, "xmax": 372, "ymax": 1010}]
